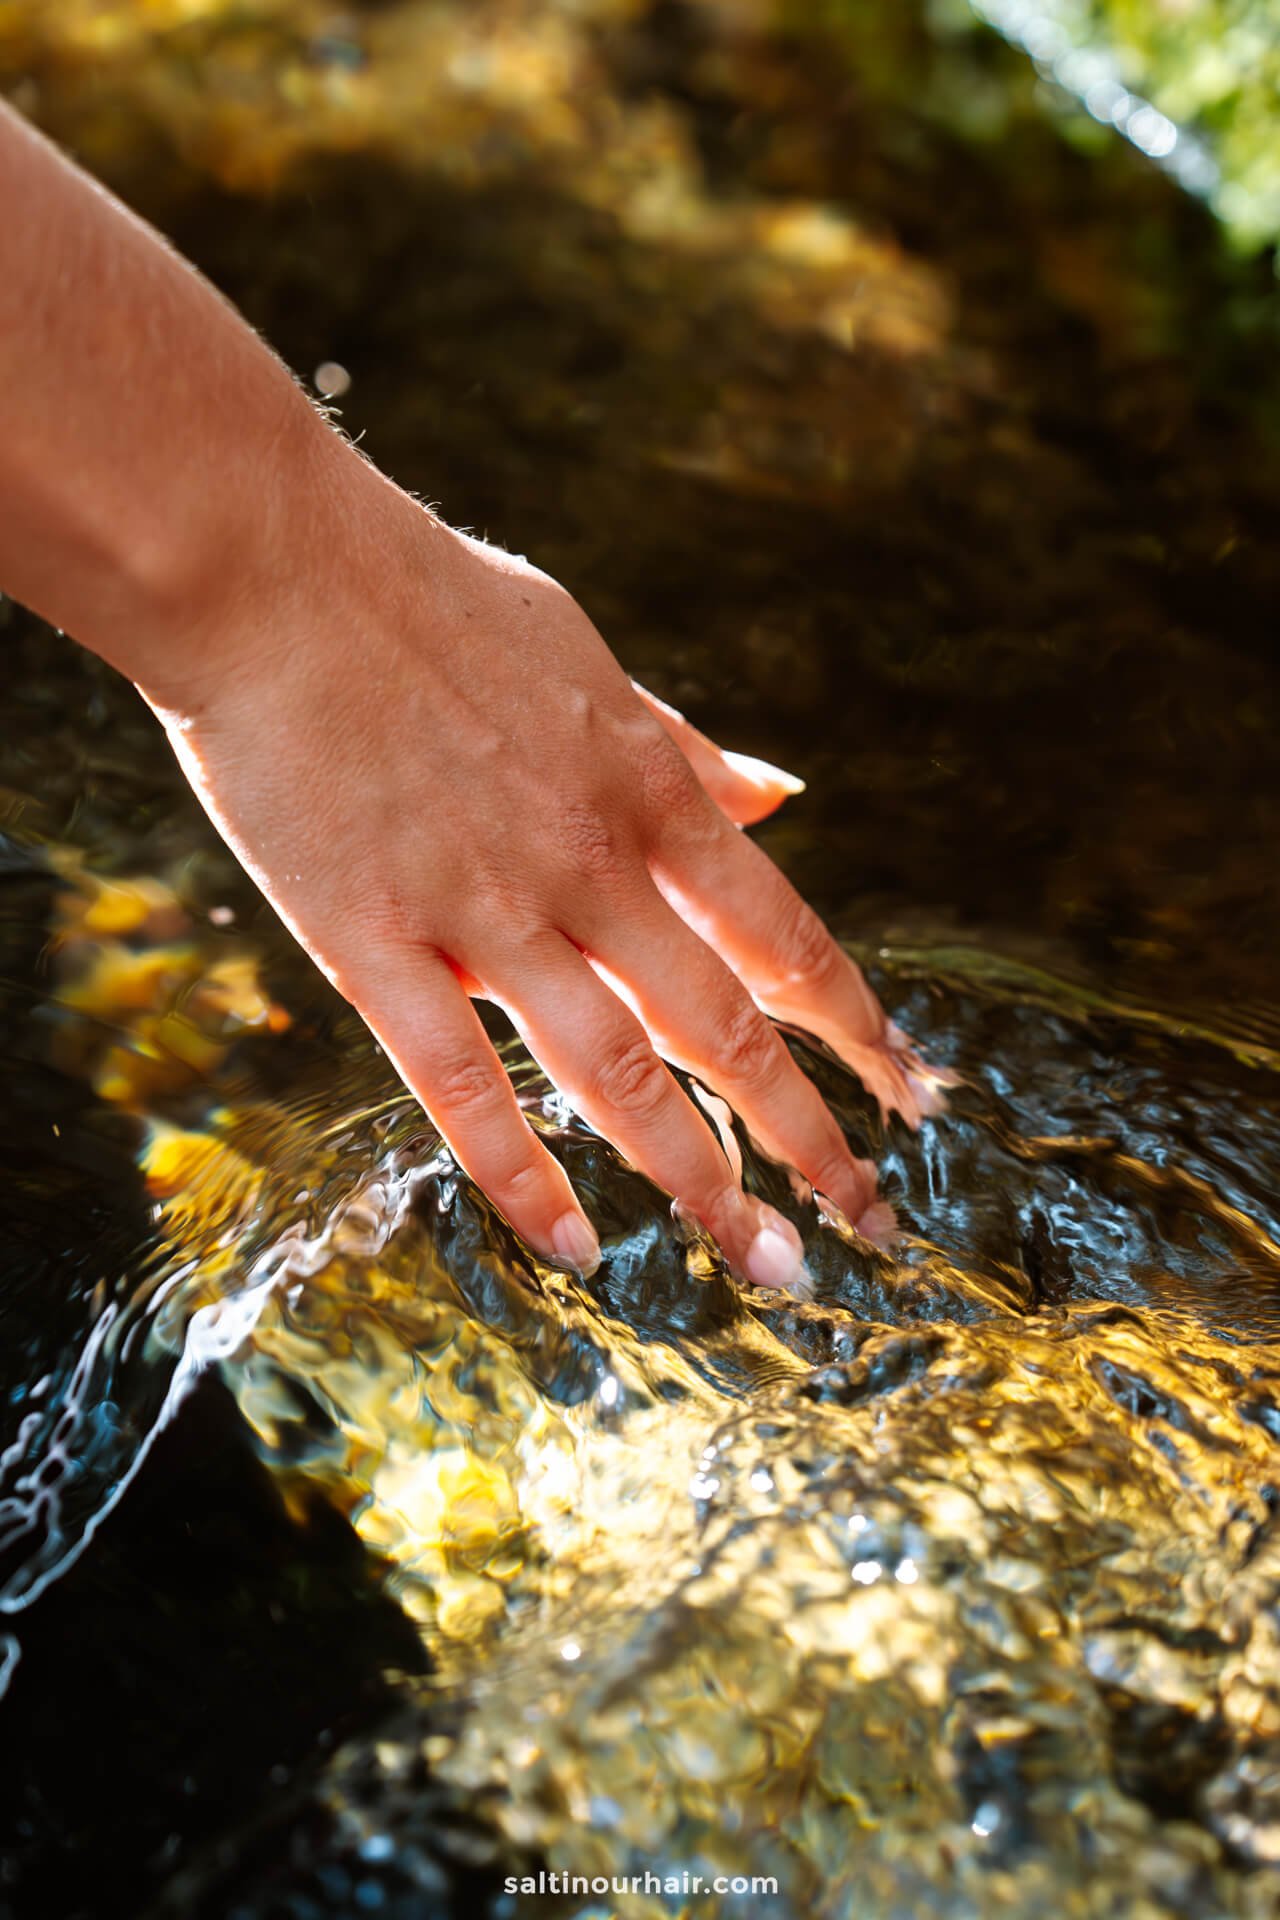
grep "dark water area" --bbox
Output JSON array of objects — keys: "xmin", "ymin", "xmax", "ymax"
[{"xmin": 1, "ymin": 2, "xmax": 1279, "ymax": 1915}]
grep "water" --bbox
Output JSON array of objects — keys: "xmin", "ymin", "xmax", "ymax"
[{"xmin": 1, "ymin": 2, "xmax": 1279, "ymax": 1915}]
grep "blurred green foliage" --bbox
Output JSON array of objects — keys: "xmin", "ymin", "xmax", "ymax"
[
  {"xmin": 1072, "ymin": 0, "xmax": 1280, "ymax": 246},
  {"xmin": 812, "ymin": 0, "xmax": 1280, "ymax": 251},
  {"xmin": 986, "ymin": 0, "xmax": 1280, "ymax": 250}
]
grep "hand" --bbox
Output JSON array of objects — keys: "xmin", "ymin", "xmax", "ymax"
[
  {"xmin": 148, "ymin": 452, "xmax": 942, "ymax": 1289},
  {"xmin": 0, "ymin": 98, "xmax": 941, "ymax": 1284}
]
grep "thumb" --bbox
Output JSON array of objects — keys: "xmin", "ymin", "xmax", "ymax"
[{"xmin": 630, "ymin": 680, "xmax": 805, "ymax": 826}]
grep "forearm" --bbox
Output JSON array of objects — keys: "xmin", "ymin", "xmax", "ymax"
[{"xmin": 0, "ymin": 99, "xmax": 361, "ymax": 703}]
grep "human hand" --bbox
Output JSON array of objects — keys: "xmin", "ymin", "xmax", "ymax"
[
  {"xmin": 148, "ymin": 450, "xmax": 944, "ymax": 1290},
  {"xmin": 0, "ymin": 99, "xmax": 941, "ymax": 1285}
]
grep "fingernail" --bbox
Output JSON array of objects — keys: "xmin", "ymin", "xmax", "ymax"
[
  {"xmin": 550, "ymin": 1210, "xmax": 601, "ymax": 1276},
  {"xmin": 724, "ymin": 749, "xmax": 806, "ymax": 796},
  {"xmin": 856, "ymin": 1199, "xmax": 899, "ymax": 1250},
  {"xmin": 744, "ymin": 1218, "xmax": 807, "ymax": 1291}
]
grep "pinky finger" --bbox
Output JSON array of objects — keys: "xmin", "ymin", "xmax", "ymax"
[
  {"xmin": 630, "ymin": 680, "xmax": 805, "ymax": 826},
  {"xmin": 652, "ymin": 826, "xmax": 954, "ymax": 1127}
]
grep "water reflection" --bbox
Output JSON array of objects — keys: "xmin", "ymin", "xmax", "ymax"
[
  {"xmin": 1, "ymin": 0, "xmax": 1279, "ymax": 1913},
  {"xmin": 2, "ymin": 840, "xmax": 1278, "ymax": 1915}
]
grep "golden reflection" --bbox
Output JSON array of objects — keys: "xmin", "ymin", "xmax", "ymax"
[{"xmin": 31, "ymin": 847, "xmax": 1280, "ymax": 1908}]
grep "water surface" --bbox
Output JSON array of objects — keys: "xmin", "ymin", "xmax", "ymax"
[{"xmin": 1, "ymin": 3, "xmax": 1278, "ymax": 1915}]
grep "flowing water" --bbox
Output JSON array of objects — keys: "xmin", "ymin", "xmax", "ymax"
[{"xmin": 1, "ymin": 3, "xmax": 1279, "ymax": 1916}]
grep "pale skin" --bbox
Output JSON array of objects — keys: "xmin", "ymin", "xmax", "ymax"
[{"xmin": 0, "ymin": 100, "xmax": 944, "ymax": 1291}]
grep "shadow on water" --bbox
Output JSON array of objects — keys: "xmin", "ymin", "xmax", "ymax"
[{"xmin": 1, "ymin": 1, "xmax": 1279, "ymax": 1914}]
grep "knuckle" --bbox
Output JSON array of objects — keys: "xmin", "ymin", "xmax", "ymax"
[
  {"xmin": 715, "ymin": 1000, "xmax": 781, "ymax": 1086},
  {"xmin": 431, "ymin": 1052, "xmax": 501, "ymax": 1118},
  {"xmin": 625, "ymin": 710, "xmax": 671, "ymax": 759},
  {"xmin": 632, "ymin": 726, "xmax": 699, "ymax": 823},
  {"xmin": 327, "ymin": 941, "xmax": 421, "ymax": 1015},
  {"xmin": 671, "ymin": 798, "xmax": 723, "ymax": 855},
  {"xmin": 595, "ymin": 1032, "xmax": 668, "ymax": 1116},
  {"xmin": 775, "ymin": 896, "xmax": 841, "ymax": 992},
  {"xmin": 338, "ymin": 887, "xmax": 456, "ymax": 997},
  {"xmin": 355, "ymin": 877, "xmax": 423, "ymax": 952},
  {"xmin": 495, "ymin": 1150, "xmax": 546, "ymax": 1206},
  {"xmin": 556, "ymin": 802, "xmax": 623, "ymax": 884},
  {"xmin": 465, "ymin": 865, "xmax": 516, "ymax": 927}
]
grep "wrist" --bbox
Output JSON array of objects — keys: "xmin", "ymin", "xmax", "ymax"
[
  {"xmin": 108, "ymin": 386, "xmax": 347, "ymax": 714},
  {"xmin": 122, "ymin": 399, "xmax": 456, "ymax": 729}
]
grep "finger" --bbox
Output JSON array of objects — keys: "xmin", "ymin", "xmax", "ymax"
[
  {"xmin": 480, "ymin": 931, "xmax": 812, "ymax": 1290},
  {"xmin": 651, "ymin": 819, "xmax": 951, "ymax": 1127},
  {"xmin": 574, "ymin": 891, "xmax": 882, "ymax": 1231},
  {"xmin": 345, "ymin": 947, "xmax": 602, "ymax": 1273},
  {"xmin": 630, "ymin": 680, "xmax": 805, "ymax": 826}
]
